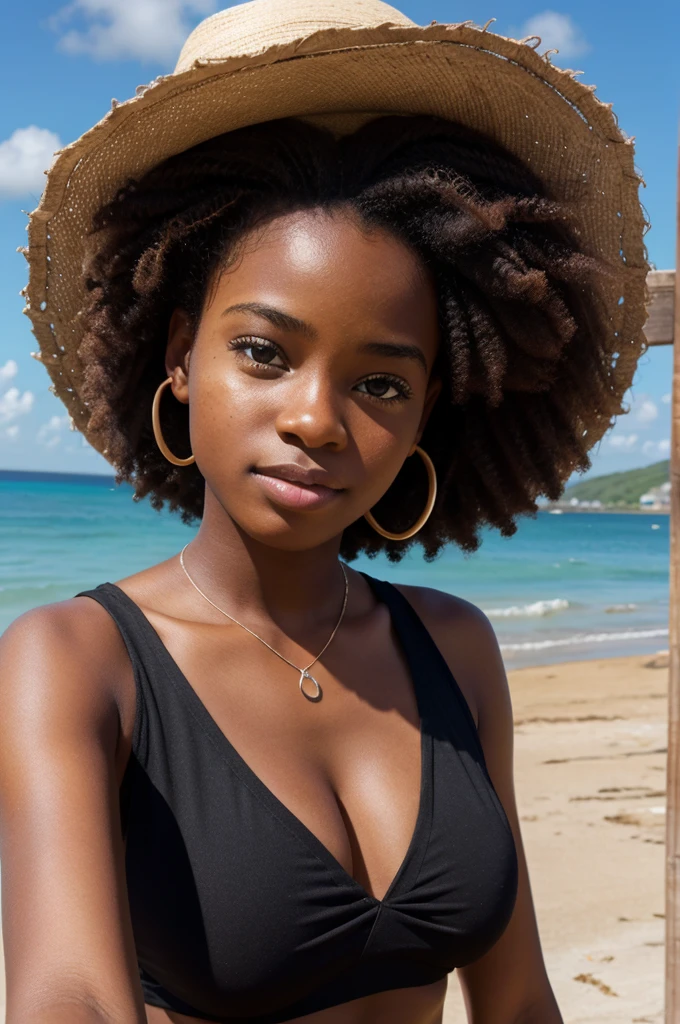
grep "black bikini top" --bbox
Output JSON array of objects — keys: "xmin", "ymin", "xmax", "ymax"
[{"xmin": 75, "ymin": 572, "xmax": 518, "ymax": 1022}]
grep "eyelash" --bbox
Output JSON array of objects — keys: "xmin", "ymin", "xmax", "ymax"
[
  {"xmin": 229, "ymin": 337, "xmax": 286, "ymax": 368},
  {"xmin": 228, "ymin": 336, "xmax": 413, "ymax": 404},
  {"xmin": 356, "ymin": 374, "xmax": 412, "ymax": 404}
]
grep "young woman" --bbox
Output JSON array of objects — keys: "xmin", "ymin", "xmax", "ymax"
[{"xmin": 0, "ymin": 1, "xmax": 648, "ymax": 1022}]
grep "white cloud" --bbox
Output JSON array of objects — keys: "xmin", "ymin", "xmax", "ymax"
[
  {"xmin": 623, "ymin": 391, "xmax": 663, "ymax": 427},
  {"xmin": 49, "ymin": 0, "xmax": 217, "ymax": 64},
  {"xmin": 4, "ymin": 425, "xmax": 20, "ymax": 441},
  {"xmin": 608, "ymin": 434, "xmax": 639, "ymax": 450},
  {"xmin": 642, "ymin": 438, "xmax": 671, "ymax": 457},
  {"xmin": 662, "ymin": 393, "xmax": 672, "ymax": 404},
  {"xmin": 37, "ymin": 413, "xmax": 70, "ymax": 449},
  {"xmin": 0, "ymin": 126, "xmax": 63, "ymax": 200},
  {"xmin": 0, "ymin": 387, "xmax": 35, "ymax": 424},
  {"xmin": 635, "ymin": 398, "xmax": 658, "ymax": 425},
  {"xmin": 512, "ymin": 11, "xmax": 590, "ymax": 60},
  {"xmin": 0, "ymin": 359, "xmax": 18, "ymax": 387}
]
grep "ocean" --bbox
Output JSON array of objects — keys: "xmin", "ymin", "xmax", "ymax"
[{"xmin": 0, "ymin": 474, "xmax": 670, "ymax": 670}]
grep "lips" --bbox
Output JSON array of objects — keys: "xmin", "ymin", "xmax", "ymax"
[{"xmin": 250, "ymin": 463, "xmax": 345, "ymax": 511}]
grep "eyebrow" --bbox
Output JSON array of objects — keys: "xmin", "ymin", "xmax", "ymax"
[
  {"xmin": 220, "ymin": 302, "xmax": 316, "ymax": 338},
  {"xmin": 220, "ymin": 301, "xmax": 428, "ymax": 373}
]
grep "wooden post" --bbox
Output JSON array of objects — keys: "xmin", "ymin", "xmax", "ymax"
[
  {"xmin": 644, "ymin": 271, "xmax": 675, "ymax": 347},
  {"xmin": 667, "ymin": 141, "xmax": 680, "ymax": 1022},
  {"xmin": 611, "ymin": 249, "xmax": 679, "ymax": 1015}
]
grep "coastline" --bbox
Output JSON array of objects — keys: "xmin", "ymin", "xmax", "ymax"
[
  {"xmin": 1, "ymin": 468, "xmax": 668, "ymax": 515},
  {"xmin": 544, "ymin": 506, "xmax": 669, "ymax": 515},
  {"xmin": 2, "ymin": 481, "xmax": 670, "ymax": 668}
]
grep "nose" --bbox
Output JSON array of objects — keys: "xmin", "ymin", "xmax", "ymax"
[{"xmin": 275, "ymin": 373, "xmax": 348, "ymax": 452}]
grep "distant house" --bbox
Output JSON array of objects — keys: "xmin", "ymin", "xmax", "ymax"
[{"xmin": 640, "ymin": 482, "xmax": 671, "ymax": 509}]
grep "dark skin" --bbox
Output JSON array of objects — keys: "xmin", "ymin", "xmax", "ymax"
[{"xmin": 0, "ymin": 208, "xmax": 562, "ymax": 1024}]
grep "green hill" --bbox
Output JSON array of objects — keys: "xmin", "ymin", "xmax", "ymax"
[{"xmin": 562, "ymin": 459, "xmax": 669, "ymax": 506}]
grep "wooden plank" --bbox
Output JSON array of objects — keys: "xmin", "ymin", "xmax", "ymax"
[
  {"xmin": 646, "ymin": 269, "xmax": 675, "ymax": 346},
  {"xmin": 666, "ymin": 148, "xmax": 680, "ymax": 1023}
]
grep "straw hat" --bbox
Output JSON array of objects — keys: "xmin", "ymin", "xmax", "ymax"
[{"xmin": 23, "ymin": 0, "xmax": 649, "ymax": 459}]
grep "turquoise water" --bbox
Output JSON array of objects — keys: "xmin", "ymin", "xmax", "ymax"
[{"xmin": 0, "ymin": 477, "xmax": 670, "ymax": 670}]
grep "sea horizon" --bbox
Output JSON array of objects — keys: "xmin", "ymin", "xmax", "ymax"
[
  {"xmin": 0, "ymin": 472, "xmax": 670, "ymax": 672},
  {"xmin": 2, "ymin": 468, "xmax": 668, "ymax": 515}
]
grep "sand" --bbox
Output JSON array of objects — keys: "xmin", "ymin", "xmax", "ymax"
[
  {"xmin": 443, "ymin": 650, "xmax": 668, "ymax": 1024},
  {"xmin": 0, "ymin": 651, "xmax": 669, "ymax": 1022}
]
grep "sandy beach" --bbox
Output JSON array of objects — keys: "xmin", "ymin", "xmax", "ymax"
[
  {"xmin": 0, "ymin": 650, "xmax": 668, "ymax": 1022},
  {"xmin": 444, "ymin": 650, "xmax": 668, "ymax": 1024}
]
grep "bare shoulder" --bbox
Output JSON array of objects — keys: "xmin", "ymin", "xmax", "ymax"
[
  {"xmin": 391, "ymin": 582, "xmax": 510, "ymax": 733},
  {"xmin": 0, "ymin": 593, "xmax": 134, "ymax": 749},
  {"xmin": 392, "ymin": 582, "xmax": 491, "ymax": 630}
]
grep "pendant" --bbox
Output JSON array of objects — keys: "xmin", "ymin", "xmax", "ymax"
[{"xmin": 299, "ymin": 669, "xmax": 323, "ymax": 702}]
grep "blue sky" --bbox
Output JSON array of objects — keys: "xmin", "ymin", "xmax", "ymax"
[{"xmin": 0, "ymin": 0, "xmax": 676, "ymax": 480}]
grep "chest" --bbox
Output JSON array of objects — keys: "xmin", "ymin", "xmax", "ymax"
[
  {"xmin": 128, "ymin": 598, "xmax": 426, "ymax": 901},
  {"xmin": 109, "ymin": 577, "xmax": 518, "ymax": 1022}
]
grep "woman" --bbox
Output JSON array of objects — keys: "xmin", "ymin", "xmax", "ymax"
[{"xmin": 0, "ymin": 0, "xmax": 649, "ymax": 1022}]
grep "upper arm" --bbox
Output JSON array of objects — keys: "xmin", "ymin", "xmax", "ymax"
[
  {"xmin": 397, "ymin": 585, "xmax": 561, "ymax": 1023},
  {"xmin": 0, "ymin": 601, "xmax": 146, "ymax": 1022}
]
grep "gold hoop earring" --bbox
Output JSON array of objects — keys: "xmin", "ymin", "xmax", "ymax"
[
  {"xmin": 151, "ymin": 376, "xmax": 195, "ymax": 466},
  {"xmin": 363, "ymin": 445, "xmax": 437, "ymax": 542}
]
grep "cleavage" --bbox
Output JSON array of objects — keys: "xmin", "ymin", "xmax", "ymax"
[{"xmin": 151, "ymin": 595, "xmax": 424, "ymax": 902}]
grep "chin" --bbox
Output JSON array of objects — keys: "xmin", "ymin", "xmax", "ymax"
[{"xmin": 232, "ymin": 506, "xmax": 350, "ymax": 552}]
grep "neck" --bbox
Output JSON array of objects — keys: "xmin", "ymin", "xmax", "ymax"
[{"xmin": 180, "ymin": 487, "xmax": 349, "ymax": 628}]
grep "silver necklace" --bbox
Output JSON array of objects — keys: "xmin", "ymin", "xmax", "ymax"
[{"xmin": 178, "ymin": 543, "xmax": 349, "ymax": 703}]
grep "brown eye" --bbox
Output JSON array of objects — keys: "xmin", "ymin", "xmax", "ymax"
[
  {"xmin": 355, "ymin": 375, "xmax": 410, "ymax": 402},
  {"xmin": 229, "ymin": 337, "xmax": 287, "ymax": 369},
  {"xmin": 365, "ymin": 378, "xmax": 392, "ymax": 397},
  {"xmin": 250, "ymin": 343, "xmax": 277, "ymax": 364}
]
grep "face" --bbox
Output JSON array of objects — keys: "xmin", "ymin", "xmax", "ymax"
[{"xmin": 166, "ymin": 207, "xmax": 441, "ymax": 550}]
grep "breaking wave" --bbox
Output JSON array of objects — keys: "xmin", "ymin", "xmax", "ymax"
[
  {"xmin": 500, "ymin": 628, "xmax": 668, "ymax": 653},
  {"xmin": 484, "ymin": 598, "xmax": 570, "ymax": 619}
]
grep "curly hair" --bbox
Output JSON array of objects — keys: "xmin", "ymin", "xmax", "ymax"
[{"xmin": 78, "ymin": 113, "xmax": 619, "ymax": 562}]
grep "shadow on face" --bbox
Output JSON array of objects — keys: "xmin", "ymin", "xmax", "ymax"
[{"xmin": 165, "ymin": 206, "xmax": 442, "ymax": 552}]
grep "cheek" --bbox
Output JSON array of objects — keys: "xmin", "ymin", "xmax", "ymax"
[
  {"xmin": 349, "ymin": 413, "xmax": 415, "ymax": 492},
  {"xmin": 187, "ymin": 367, "xmax": 266, "ymax": 469}
]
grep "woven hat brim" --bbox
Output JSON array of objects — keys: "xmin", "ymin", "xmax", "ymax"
[{"xmin": 24, "ymin": 20, "xmax": 650, "ymax": 461}]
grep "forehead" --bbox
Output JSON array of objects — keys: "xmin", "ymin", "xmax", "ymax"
[{"xmin": 206, "ymin": 207, "xmax": 438, "ymax": 338}]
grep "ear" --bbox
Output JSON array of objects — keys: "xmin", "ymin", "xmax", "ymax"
[
  {"xmin": 165, "ymin": 308, "xmax": 194, "ymax": 404},
  {"xmin": 412, "ymin": 375, "xmax": 443, "ymax": 450}
]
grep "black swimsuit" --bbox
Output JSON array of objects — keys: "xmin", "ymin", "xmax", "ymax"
[{"xmin": 75, "ymin": 572, "xmax": 518, "ymax": 1022}]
